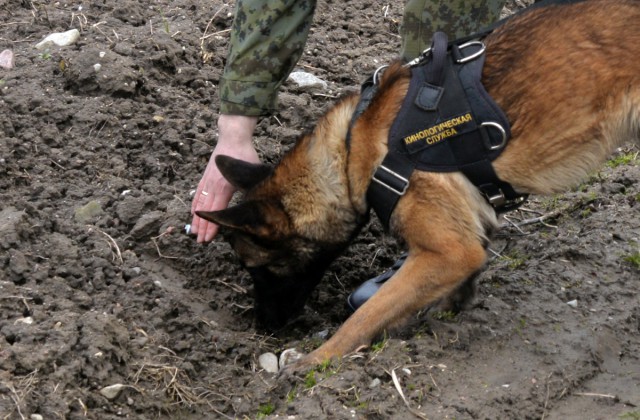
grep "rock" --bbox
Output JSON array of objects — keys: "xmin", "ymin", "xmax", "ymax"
[
  {"xmin": 74, "ymin": 200, "xmax": 104, "ymax": 223},
  {"xmin": 315, "ymin": 329, "xmax": 329, "ymax": 339},
  {"xmin": 288, "ymin": 71, "xmax": 328, "ymax": 90},
  {"xmin": 0, "ymin": 207, "xmax": 27, "ymax": 250},
  {"xmin": 0, "ymin": 49, "xmax": 15, "ymax": 69},
  {"xmin": 129, "ymin": 210, "xmax": 164, "ymax": 239},
  {"xmin": 30, "ymin": 415, "xmax": 44, "ymax": 420},
  {"xmin": 35, "ymin": 29, "xmax": 80, "ymax": 49},
  {"xmin": 279, "ymin": 348, "xmax": 304, "ymax": 369},
  {"xmin": 368, "ymin": 378, "xmax": 381, "ymax": 388},
  {"xmin": 258, "ymin": 352, "xmax": 279, "ymax": 373},
  {"xmin": 99, "ymin": 383, "xmax": 126, "ymax": 400},
  {"xmin": 567, "ymin": 299, "xmax": 578, "ymax": 308}
]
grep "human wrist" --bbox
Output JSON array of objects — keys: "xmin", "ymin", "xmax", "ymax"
[{"xmin": 217, "ymin": 114, "xmax": 258, "ymax": 148}]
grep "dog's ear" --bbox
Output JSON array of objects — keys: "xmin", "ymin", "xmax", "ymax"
[
  {"xmin": 196, "ymin": 200, "xmax": 289, "ymax": 238},
  {"xmin": 215, "ymin": 155, "xmax": 272, "ymax": 191}
]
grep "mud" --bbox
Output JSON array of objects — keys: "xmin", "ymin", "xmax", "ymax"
[{"xmin": 1, "ymin": 0, "xmax": 638, "ymax": 419}]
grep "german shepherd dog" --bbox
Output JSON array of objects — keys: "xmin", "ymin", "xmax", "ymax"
[{"xmin": 198, "ymin": 0, "xmax": 640, "ymax": 372}]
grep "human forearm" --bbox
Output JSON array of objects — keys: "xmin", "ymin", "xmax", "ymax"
[{"xmin": 219, "ymin": 0, "xmax": 317, "ymax": 115}]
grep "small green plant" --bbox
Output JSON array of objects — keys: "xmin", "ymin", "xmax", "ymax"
[
  {"xmin": 256, "ymin": 402, "xmax": 275, "ymax": 419},
  {"xmin": 317, "ymin": 358, "xmax": 332, "ymax": 373},
  {"xmin": 159, "ymin": 9, "xmax": 170, "ymax": 33},
  {"xmin": 580, "ymin": 208, "xmax": 592, "ymax": 218},
  {"xmin": 541, "ymin": 194, "xmax": 562, "ymax": 210},
  {"xmin": 623, "ymin": 251, "xmax": 640, "ymax": 268},
  {"xmin": 620, "ymin": 411, "xmax": 640, "ymax": 420},
  {"xmin": 286, "ymin": 386, "xmax": 297, "ymax": 404},
  {"xmin": 606, "ymin": 152, "xmax": 639, "ymax": 168},
  {"xmin": 518, "ymin": 317, "xmax": 527, "ymax": 329},
  {"xmin": 304, "ymin": 370, "xmax": 317, "ymax": 389},
  {"xmin": 371, "ymin": 333, "xmax": 389, "ymax": 353},
  {"xmin": 500, "ymin": 251, "xmax": 527, "ymax": 269},
  {"xmin": 431, "ymin": 310, "xmax": 457, "ymax": 321},
  {"xmin": 514, "ymin": 317, "xmax": 527, "ymax": 337},
  {"xmin": 38, "ymin": 50, "xmax": 52, "ymax": 60}
]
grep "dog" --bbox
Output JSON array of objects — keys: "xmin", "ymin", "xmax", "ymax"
[{"xmin": 198, "ymin": 0, "xmax": 640, "ymax": 372}]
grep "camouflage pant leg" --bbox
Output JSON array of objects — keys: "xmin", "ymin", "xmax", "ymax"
[
  {"xmin": 400, "ymin": 0, "xmax": 505, "ymax": 61},
  {"xmin": 219, "ymin": 0, "xmax": 317, "ymax": 116}
]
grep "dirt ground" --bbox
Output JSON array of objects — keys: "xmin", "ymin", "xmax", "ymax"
[{"xmin": 1, "ymin": 0, "xmax": 639, "ymax": 419}]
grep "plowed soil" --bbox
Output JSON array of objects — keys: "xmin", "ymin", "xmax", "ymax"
[{"xmin": 1, "ymin": 1, "xmax": 638, "ymax": 419}]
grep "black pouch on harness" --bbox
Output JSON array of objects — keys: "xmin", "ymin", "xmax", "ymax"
[{"xmin": 367, "ymin": 32, "xmax": 527, "ymax": 228}]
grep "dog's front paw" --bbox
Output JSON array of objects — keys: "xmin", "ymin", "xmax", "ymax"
[{"xmin": 277, "ymin": 351, "xmax": 327, "ymax": 378}]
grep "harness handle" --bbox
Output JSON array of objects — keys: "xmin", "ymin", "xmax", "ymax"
[{"xmin": 426, "ymin": 32, "xmax": 449, "ymax": 86}]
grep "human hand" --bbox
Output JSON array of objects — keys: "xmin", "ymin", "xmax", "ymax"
[{"xmin": 190, "ymin": 114, "xmax": 260, "ymax": 243}]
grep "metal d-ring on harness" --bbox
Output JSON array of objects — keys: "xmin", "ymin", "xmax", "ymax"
[{"xmin": 360, "ymin": 32, "xmax": 527, "ymax": 229}]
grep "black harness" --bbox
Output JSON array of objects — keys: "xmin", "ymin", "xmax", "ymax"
[
  {"xmin": 348, "ymin": 0, "xmax": 590, "ymax": 229},
  {"xmin": 349, "ymin": 32, "xmax": 526, "ymax": 229}
]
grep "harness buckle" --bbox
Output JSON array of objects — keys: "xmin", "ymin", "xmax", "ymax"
[
  {"xmin": 371, "ymin": 165, "xmax": 410, "ymax": 196},
  {"xmin": 455, "ymin": 40, "xmax": 486, "ymax": 64},
  {"xmin": 486, "ymin": 189, "xmax": 506, "ymax": 207}
]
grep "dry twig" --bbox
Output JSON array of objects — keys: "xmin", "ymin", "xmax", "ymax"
[
  {"xmin": 87, "ymin": 225, "xmax": 123, "ymax": 264},
  {"xmin": 389, "ymin": 368, "xmax": 429, "ymax": 420}
]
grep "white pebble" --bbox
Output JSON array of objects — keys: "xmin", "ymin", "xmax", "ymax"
[
  {"xmin": 566, "ymin": 299, "xmax": 578, "ymax": 308},
  {"xmin": 0, "ymin": 49, "xmax": 15, "ymax": 69},
  {"xmin": 93, "ymin": 63, "xmax": 102, "ymax": 72},
  {"xmin": 184, "ymin": 224, "xmax": 191, "ymax": 234},
  {"xmin": 35, "ymin": 29, "xmax": 80, "ymax": 49},
  {"xmin": 15, "ymin": 317, "xmax": 33, "ymax": 325},
  {"xmin": 258, "ymin": 352, "xmax": 279, "ymax": 373},
  {"xmin": 288, "ymin": 71, "xmax": 328, "ymax": 90}
]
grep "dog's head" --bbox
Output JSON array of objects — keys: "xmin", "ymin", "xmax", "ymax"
[{"xmin": 197, "ymin": 155, "xmax": 352, "ymax": 330}]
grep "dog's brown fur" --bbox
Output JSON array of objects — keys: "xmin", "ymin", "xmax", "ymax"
[{"xmin": 199, "ymin": 0, "xmax": 640, "ymax": 372}]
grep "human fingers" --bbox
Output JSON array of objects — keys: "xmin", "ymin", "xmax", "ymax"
[
  {"xmin": 191, "ymin": 188, "xmax": 215, "ymax": 241},
  {"xmin": 198, "ymin": 184, "xmax": 235, "ymax": 242}
]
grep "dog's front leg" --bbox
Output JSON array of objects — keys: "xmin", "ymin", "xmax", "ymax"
[{"xmin": 284, "ymin": 241, "xmax": 486, "ymax": 372}]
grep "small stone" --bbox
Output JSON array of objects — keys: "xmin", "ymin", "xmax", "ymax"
[
  {"xmin": 279, "ymin": 348, "xmax": 304, "ymax": 369},
  {"xmin": 258, "ymin": 352, "xmax": 279, "ymax": 373},
  {"xmin": 0, "ymin": 49, "xmax": 15, "ymax": 69},
  {"xmin": 99, "ymin": 383, "xmax": 126, "ymax": 400},
  {"xmin": 35, "ymin": 29, "xmax": 80, "ymax": 49},
  {"xmin": 15, "ymin": 317, "xmax": 33, "ymax": 325},
  {"xmin": 30, "ymin": 415, "xmax": 44, "ymax": 420},
  {"xmin": 129, "ymin": 210, "xmax": 164, "ymax": 240},
  {"xmin": 94, "ymin": 63, "xmax": 102, "ymax": 72},
  {"xmin": 74, "ymin": 201, "xmax": 103, "ymax": 223},
  {"xmin": 368, "ymin": 378, "xmax": 381, "ymax": 388},
  {"xmin": 567, "ymin": 299, "xmax": 578, "ymax": 308},
  {"xmin": 288, "ymin": 71, "xmax": 328, "ymax": 90},
  {"xmin": 315, "ymin": 329, "xmax": 329, "ymax": 339}
]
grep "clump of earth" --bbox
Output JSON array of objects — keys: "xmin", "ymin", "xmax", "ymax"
[{"xmin": 1, "ymin": 1, "xmax": 638, "ymax": 418}]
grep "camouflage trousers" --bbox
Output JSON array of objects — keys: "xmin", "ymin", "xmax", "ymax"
[{"xmin": 219, "ymin": 0, "xmax": 504, "ymax": 116}]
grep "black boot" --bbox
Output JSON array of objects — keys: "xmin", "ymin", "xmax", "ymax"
[{"xmin": 347, "ymin": 253, "xmax": 407, "ymax": 311}]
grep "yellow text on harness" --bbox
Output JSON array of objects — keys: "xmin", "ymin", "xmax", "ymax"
[{"xmin": 403, "ymin": 113, "xmax": 474, "ymax": 146}]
